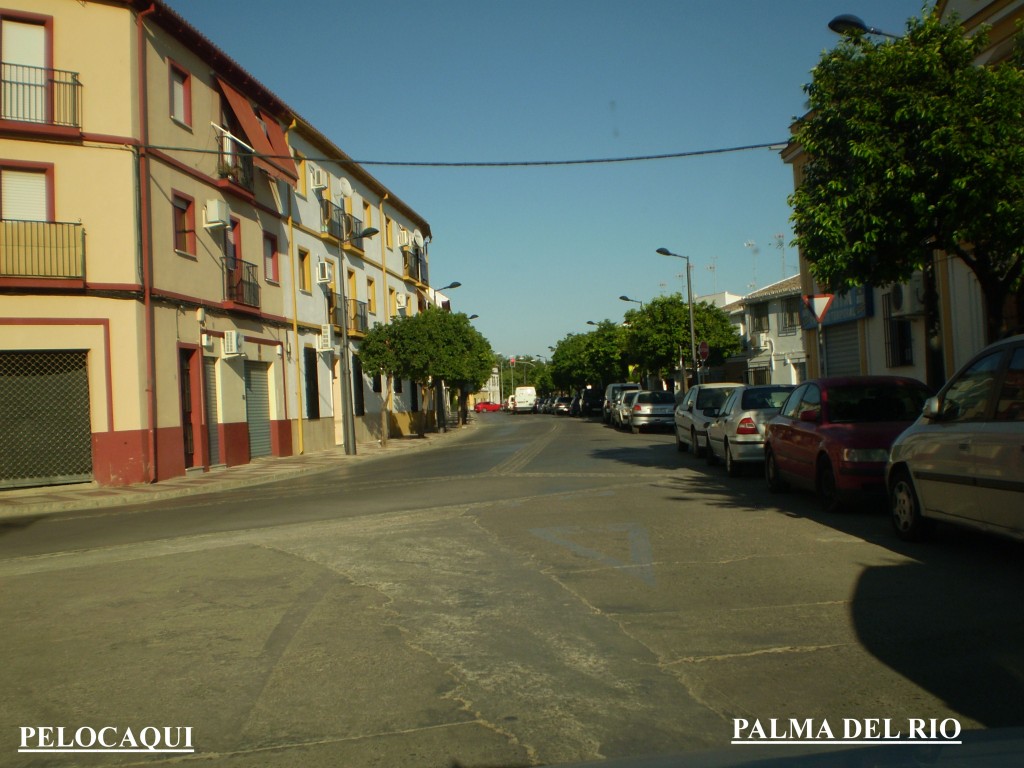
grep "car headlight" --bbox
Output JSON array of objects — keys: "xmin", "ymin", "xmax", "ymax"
[{"xmin": 841, "ymin": 448, "xmax": 890, "ymax": 462}]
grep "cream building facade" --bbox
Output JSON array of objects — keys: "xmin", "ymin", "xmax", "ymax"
[{"xmin": 0, "ymin": 0, "xmax": 434, "ymax": 489}]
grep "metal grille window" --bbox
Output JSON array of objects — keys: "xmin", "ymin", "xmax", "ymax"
[
  {"xmin": 882, "ymin": 292, "xmax": 914, "ymax": 368},
  {"xmin": 0, "ymin": 350, "xmax": 93, "ymax": 488},
  {"xmin": 750, "ymin": 303, "xmax": 770, "ymax": 333}
]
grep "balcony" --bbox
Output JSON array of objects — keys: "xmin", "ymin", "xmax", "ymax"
[
  {"xmin": 217, "ymin": 147, "xmax": 255, "ymax": 193},
  {"xmin": 334, "ymin": 296, "xmax": 368, "ymax": 335},
  {"xmin": 1, "ymin": 63, "xmax": 82, "ymax": 131},
  {"xmin": 0, "ymin": 220, "xmax": 85, "ymax": 280},
  {"xmin": 222, "ymin": 257, "xmax": 260, "ymax": 308},
  {"xmin": 403, "ymin": 246, "xmax": 428, "ymax": 285},
  {"xmin": 320, "ymin": 201, "xmax": 365, "ymax": 251}
]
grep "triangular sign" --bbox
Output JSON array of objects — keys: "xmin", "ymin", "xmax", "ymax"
[{"xmin": 804, "ymin": 294, "xmax": 834, "ymax": 324}]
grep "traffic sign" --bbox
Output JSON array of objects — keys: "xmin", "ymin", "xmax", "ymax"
[
  {"xmin": 509, "ymin": 356, "xmax": 516, "ymax": 367},
  {"xmin": 699, "ymin": 341, "xmax": 709, "ymax": 361},
  {"xmin": 804, "ymin": 294, "xmax": 834, "ymax": 324}
]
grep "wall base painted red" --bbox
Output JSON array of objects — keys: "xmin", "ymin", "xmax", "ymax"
[
  {"xmin": 271, "ymin": 419, "xmax": 292, "ymax": 457},
  {"xmin": 92, "ymin": 430, "xmax": 150, "ymax": 486}
]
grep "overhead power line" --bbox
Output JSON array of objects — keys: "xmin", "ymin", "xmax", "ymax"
[{"xmin": 144, "ymin": 141, "xmax": 790, "ymax": 168}]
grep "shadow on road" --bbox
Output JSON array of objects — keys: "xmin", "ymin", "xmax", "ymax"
[{"xmin": 593, "ymin": 434, "xmax": 1024, "ymax": 730}]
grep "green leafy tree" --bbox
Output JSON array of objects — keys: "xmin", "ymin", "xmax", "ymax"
[
  {"xmin": 790, "ymin": 12, "xmax": 1024, "ymax": 344},
  {"xmin": 624, "ymin": 294, "xmax": 741, "ymax": 383},
  {"xmin": 550, "ymin": 322, "xmax": 628, "ymax": 391}
]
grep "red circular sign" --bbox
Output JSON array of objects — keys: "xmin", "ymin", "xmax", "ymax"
[{"xmin": 699, "ymin": 341, "xmax": 709, "ymax": 360}]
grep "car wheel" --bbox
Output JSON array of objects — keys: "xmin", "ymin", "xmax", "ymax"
[
  {"xmin": 816, "ymin": 457, "xmax": 842, "ymax": 513},
  {"xmin": 890, "ymin": 469, "xmax": 932, "ymax": 541},
  {"xmin": 675, "ymin": 428, "xmax": 686, "ymax": 452},
  {"xmin": 630, "ymin": 422, "xmax": 639, "ymax": 435},
  {"xmin": 765, "ymin": 447, "xmax": 787, "ymax": 493},
  {"xmin": 690, "ymin": 428, "xmax": 704, "ymax": 458},
  {"xmin": 725, "ymin": 442, "xmax": 742, "ymax": 478}
]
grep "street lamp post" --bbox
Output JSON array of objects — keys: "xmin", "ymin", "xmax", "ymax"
[
  {"xmin": 337, "ymin": 227, "xmax": 379, "ymax": 455},
  {"xmin": 656, "ymin": 247, "xmax": 699, "ymax": 391},
  {"xmin": 827, "ymin": 14, "xmax": 900, "ymax": 39}
]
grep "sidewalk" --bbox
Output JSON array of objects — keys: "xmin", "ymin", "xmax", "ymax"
[{"xmin": 0, "ymin": 424, "xmax": 474, "ymax": 520}]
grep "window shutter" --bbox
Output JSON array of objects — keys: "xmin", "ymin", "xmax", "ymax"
[{"xmin": 1, "ymin": 169, "xmax": 47, "ymax": 221}]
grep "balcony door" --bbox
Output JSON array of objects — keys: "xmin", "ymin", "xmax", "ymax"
[
  {"xmin": 1, "ymin": 167, "xmax": 46, "ymax": 221},
  {"xmin": 2, "ymin": 19, "xmax": 47, "ymax": 123}
]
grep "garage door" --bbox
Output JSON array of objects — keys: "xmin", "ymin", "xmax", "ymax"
[
  {"xmin": 0, "ymin": 350, "xmax": 93, "ymax": 488},
  {"xmin": 823, "ymin": 323, "xmax": 861, "ymax": 376},
  {"xmin": 244, "ymin": 361, "xmax": 271, "ymax": 458},
  {"xmin": 204, "ymin": 357, "xmax": 221, "ymax": 466}
]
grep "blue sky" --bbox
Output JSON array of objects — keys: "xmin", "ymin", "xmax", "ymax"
[{"xmin": 164, "ymin": 0, "xmax": 928, "ymax": 359}]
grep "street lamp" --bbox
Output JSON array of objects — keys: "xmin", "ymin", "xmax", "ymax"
[
  {"xmin": 337, "ymin": 226, "xmax": 379, "ymax": 455},
  {"xmin": 436, "ymin": 281, "xmax": 462, "ymax": 291},
  {"xmin": 828, "ymin": 13, "xmax": 899, "ymax": 39},
  {"xmin": 656, "ymin": 247, "xmax": 699, "ymax": 391},
  {"xmin": 619, "ymin": 295, "xmax": 644, "ymax": 308}
]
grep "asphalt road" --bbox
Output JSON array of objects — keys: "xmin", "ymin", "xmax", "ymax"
[{"xmin": 2, "ymin": 414, "xmax": 1023, "ymax": 767}]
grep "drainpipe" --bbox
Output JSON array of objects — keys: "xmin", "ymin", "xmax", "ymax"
[
  {"xmin": 286, "ymin": 120, "xmax": 304, "ymax": 454},
  {"xmin": 137, "ymin": 3, "xmax": 157, "ymax": 482}
]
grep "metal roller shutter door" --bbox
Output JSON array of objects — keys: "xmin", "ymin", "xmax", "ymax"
[
  {"xmin": 244, "ymin": 361, "xmax": 272, "ymax": 458},
  {"xmin": 204, "ymin": 358, "xmax": 220, "ymax": 465},
  {"xmin": 0, "ymin": 350, "xmax": 93, "ymax": 488},
  {"xmin": 823, "ymin": 323, "xmax": 860, "ymax": 376}
]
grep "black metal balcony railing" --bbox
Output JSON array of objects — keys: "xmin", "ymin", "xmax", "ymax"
[
  {"xmin": 334, "ymin": 296, "xmax": 368, "ymax": 334},
  {"xmin": 222, "ymin": 257, "xmax": 260, "ymax": 308},
  {"xmin": 1, "ymin": 62, "xmax": 82, "ymax": 128},
  {"xmin": 320, "ymin": 200, "xmax": 364, "ymax": 250},
  {"xmin": 403, "ymin": 246, "xmax": 428, "ymax": 284},
  {"xmin": 1, "ymin": 220, "xmax": 85, "ymax": 279},
  {"xmin": 218, "ymin": 145, "xmax": 255, "ymax": 192}
]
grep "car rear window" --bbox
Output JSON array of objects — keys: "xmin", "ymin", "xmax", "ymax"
[
  {"xmin": 638, "ymin": 391, "xmax": 675, "ymax": 404},
  {"xmin": 696, "ymin": 388, "xmax": 733, "ymax": 410},
  {"xmin": 827, "ymin": 384, "xmax": 929, "ymax": 423},
  {"xmin": 741, "ymin": 387, "xmax": 792, "ymax": 410}
]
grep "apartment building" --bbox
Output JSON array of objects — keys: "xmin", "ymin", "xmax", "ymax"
[{"xmin": 0, "ymin": 0, "xmax": 433, "ymax": 489}]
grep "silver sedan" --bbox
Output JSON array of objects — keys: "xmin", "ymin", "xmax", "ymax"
[{"xmin": 705, "ymin": 385, "xmax": 795, "ymax": 476}]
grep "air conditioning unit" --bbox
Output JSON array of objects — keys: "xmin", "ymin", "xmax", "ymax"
[
  {"xmin": 317, "ymin": 324, "xmax": 334, "ymax": 352},
  {"xmin": 751, "ymin": 332, "xmax": 769, "ymax": 349},
  {"xmin": 222, "ymin": 330, "xmax": 242, "ymax": 357},
  {"xmin": 395, "ymin": 293, "xmax": 408, "ymax": 316},
  {"xmin": 315, "ymin": 261, "xmax": 333, "ymax": 285},
  {"xmin": 310, "ymin": 168, "xmax": 328, "ymax": 190},
  {"xmin": 203, "ymin": 199, "xmax": 230, "ymax": 229},
  {"xmin": 398, "ymin": 230, "xmax": 411, "ymax": 247},
  {"xmin": 891, "ymin": 274, "xmax": 925, "ymax": 317}
]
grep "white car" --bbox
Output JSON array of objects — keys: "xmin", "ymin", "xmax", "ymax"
[
  {"xmin": 674, "ymin": 383, "xmax": 741, "ymax": 457},
  {"xmin": 888, "ymin": 334, "xmax": 1024, "ymax": 542},
  {"xmin": 613, "ymin": 391, "xmax": 640, "ymax": 430},
  {"xmin": 705, "ymin": 385, "xmax": 794, "ymax": 476}
]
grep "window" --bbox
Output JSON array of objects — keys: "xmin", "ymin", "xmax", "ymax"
[
  {"xmin": 1, "ymin": 166, "xmax": 48, "ymax": 221},
  {"xmin": 942, "ymin": 350, "xmax": 1003, "ymax": 422},
  {"xmin": 263, "ymin": 232, "xmax": 278, "ymax": 283},
  {"xmin": 781, "ymin": 385, "xmax": 808, "ymax": 418},
  {"xmin": 363, "ymin": 201, "xmax": 373, "ymax": 232},
  {"xmin": 169, "ymin": 61, "xmax": 191, "ymax": 127},
  {"xmin": 385, "ymin": 216, "xmax": 394, "ymax": 249},
  {"xmin": 351, "ymin": 354, "xmax": 365, "ymax": 416},
  {"xmin": 224, "ymin": 217, "xmax": 240, "ymax": 268},
  {"xmin": 882, "ymin": 291, "xmax": 914, "ymax": 368},
  {"xmin": 781, "ymin": 297, "xmax": 801, "ymax": 331},
  {"xmin": 298, "ymin": 248, "xmax": 311, "ymax": 291},
  {"xmin": 750, "ymin": 303, "xmax": 770, "ymax": 333},
  {"xmin": 388, "ymin": 288, "xmax": 396, "ymax": 317},
  {"xmin": 2, "ymin": 17, "xmax": 47, "ymax": 124},
  {"xmin": 366, "ymin": 277, "xmax": 377, "ymax": 314},
  {"xmin": 995, "ymin": 347, "xmax": 1024, "ymax": 422},
  {"xmin": 172, "ymin": 194, "xmax": 195, "ymax": 255}
]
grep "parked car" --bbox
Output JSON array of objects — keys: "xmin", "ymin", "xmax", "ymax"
[
  {"xmin": 474, "ymin": 401, "xmax": 501, "ymax": 413},
  {"xmin": 628, "ymin": 390, "xmax": 676, "ymax": 433},
  {"xmin": 888, "ymin": 334, "xmax": 1024, "ymax": 542},
  {"xmin": 613, "ymin": 390, "xmax": 641, "ymax": 429},
  {"xmin": 603, "ymin": 382, "xmax": 640, "ymax": 424},
  {"xmin": 674, "ymin": 383, "xmax": 741, "ymax": 456},
  {"xmin": 569, "ymin": 396, "xmax": 582, "ymax": 416},
  {"xmin": 580, "ymin": 389, "xmax": 604, "ymax": 417},
  {"xmin": 764, "ymin": 376, "xmax": 931, "ymax": 512},
  {"xmin": 552, "ymin": 396, "xmax": 573, "ymax": 415},
  {"xmin": 705, "ymin": 385, "xmax": 795, "ymax": 476}
]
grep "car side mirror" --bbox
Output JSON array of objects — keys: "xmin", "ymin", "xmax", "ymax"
[
  {"xmin": 922, "ymin": 396, "xmax": 941, "ymax": 420},
  {"xmin": 799, "ymin": 408, "xmax": 820, "ymax": 423}
]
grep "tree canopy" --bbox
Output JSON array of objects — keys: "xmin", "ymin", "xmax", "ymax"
[{"xmin": 789, "ymin": 11, "xmax": 1024, "ymax": 342}]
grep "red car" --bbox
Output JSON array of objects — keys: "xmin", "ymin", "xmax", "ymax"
[
  {"xmin": 474, "ymin": 401, "xmax": 501, "ymax": 413},
  {"xmin": 764, "ymin": 376, "xmax": 930, "ymax": 512}
]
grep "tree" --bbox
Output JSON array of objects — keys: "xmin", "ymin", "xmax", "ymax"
[
  {"xmin": 550, "ymin": 321, "xmax": 628, "ymax": 391},
  {"xmin": 790, "ymin": 12, "xmax": 1024, "ymax": 345},
  {"xmin": 623, "ymin": 294, "xmax": 741, "ymax": 384}
]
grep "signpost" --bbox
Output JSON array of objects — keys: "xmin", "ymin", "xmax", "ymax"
[{"xmin": 804, "ymin": 294, "xmax": 834, "ymax": 376}]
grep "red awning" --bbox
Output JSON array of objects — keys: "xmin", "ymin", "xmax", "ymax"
[
  {"xmin": 217, "ymin": 78, "xmax": 297, "ymax": 186},
  {"xmin": 259, "ymin": 109, "xmax": 299, "ymax": 183}
]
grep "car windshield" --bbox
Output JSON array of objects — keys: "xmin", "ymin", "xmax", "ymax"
[
  {"xmin": 826, "ymin": 384, "xmax": 929, "ymax": 423},
  {"xmin": 741, "ymin": 387, "xmax": 792, "ymax": 410}
]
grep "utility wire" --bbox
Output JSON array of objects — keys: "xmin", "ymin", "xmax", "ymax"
[{"xmin": 145, "ymin": 141, "xmax": 790, "ymax": 168}]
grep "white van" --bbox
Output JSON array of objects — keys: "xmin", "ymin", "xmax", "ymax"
[{"xmin": 513, "ymin": 386, "xmax": 537, "ymax": 414}]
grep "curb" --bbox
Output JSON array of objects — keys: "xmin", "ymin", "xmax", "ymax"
[{"xmin": 0, "ymin": 422, "xmax": 478, "ymax": 520}]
